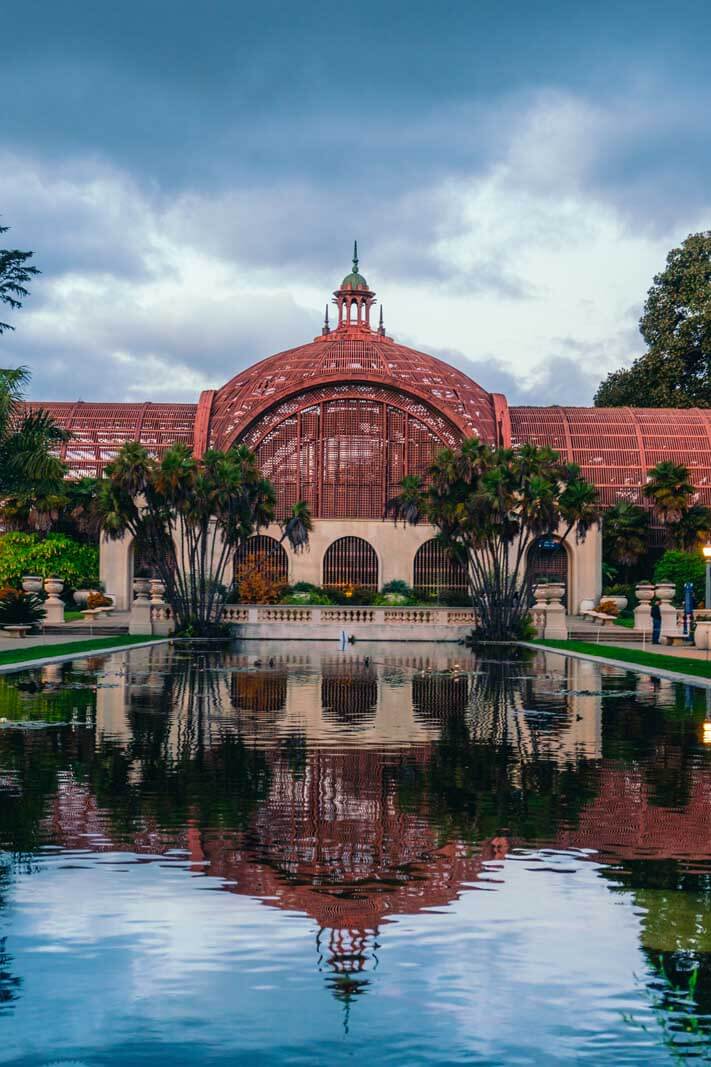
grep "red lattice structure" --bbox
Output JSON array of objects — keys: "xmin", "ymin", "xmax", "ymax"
[
  {"xmin": 24, "ymin": 253, "xmax": 711, "ymax": 523},
  {"xmin": 509, "ymin": 406, "xmax": 711, "ymax": 539},
  {"xmin": 25, "ymin": 401, "xmax": 197, "ymax": 479}
]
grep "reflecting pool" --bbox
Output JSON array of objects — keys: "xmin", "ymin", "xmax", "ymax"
[{"xmin": 1, "ymin": 641, "xmax": 711, "ymax": 1064}]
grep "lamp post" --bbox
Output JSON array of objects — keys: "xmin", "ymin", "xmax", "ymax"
[{"xmin": 704, "ymin": 542, "xmax": 711, "ymax": 610}]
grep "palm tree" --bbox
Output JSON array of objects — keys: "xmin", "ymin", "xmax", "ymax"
[
  {"xmin": 644, "ymin": 461, "xmax": 694, "ymax": 524},
  {"xmin": 670, "ymin": 503, "xmax": 711, "ymax": 551},
  {"xmin": 96, "ymin": 440, "xmax": 312, "ymax": 636},
  {"xmin": 0, "ymin": 368, "xmax": 68, "ymax": 517},
  {"xmin": 389, "ymin": 439, "xmax": 599, "ymax": 641},
  {"xmin": 603, "ymin": 501, "xmax": 650, "ymax": 578}
]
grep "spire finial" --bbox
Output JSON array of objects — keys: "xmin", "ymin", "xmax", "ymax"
[
  {"xmin": 378, "ymin": 304, "xmax": 385, "ymax": 336},
  {"xmin": 322, "ymin": 303, "xmax": 330, "ymax": 336},
  {"xmin": 352, "ymin": 240, "xmax": 358, "ymax": 274}
]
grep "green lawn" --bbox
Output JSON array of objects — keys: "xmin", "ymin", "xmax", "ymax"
[
  {"xmin": 64, "ymin": 610, "xmax": 84, "ymax": 622},
  {"xmin": 536, "ymin": 639, "xmax": 711, "ymax": 680},
  {"xmin": 0, "ymin": 634, "xmax": 165, "ymax": 669},
  {"xmin": 613, "ymin": 615, "xmax": 634, "ymax": 628}
]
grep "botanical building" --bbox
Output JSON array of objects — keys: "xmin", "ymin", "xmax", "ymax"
[{"xmin": 29, "ymin": 249, "xmax": 711, "ymax": 610}]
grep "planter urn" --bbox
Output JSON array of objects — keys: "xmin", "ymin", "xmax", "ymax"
[
  {"xmin": 21, "ymin": 575, "xmax": 43, "ymax": 594},
  {"xmin": 133, "ymin": 578, "xmax": 151, "ymax": 601},
  {"xmin": 149, "ymin": 579, "xmax": 166, "ymax": 603}
]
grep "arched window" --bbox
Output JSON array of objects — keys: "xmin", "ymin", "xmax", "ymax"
[
  {"xmin": 413, "ymin": 538, "xmax": 468, "ymax": 599},
  {"xmin": 527, "ymin": 537, "xmax": 569, "ymax": 604},
  {"xmin": 234, "ymin": 535, "xmax": 289, "ymax": 584},
  {"xmin": 323, "ymin": 537, "xmax": 378, "ymax": 590}
]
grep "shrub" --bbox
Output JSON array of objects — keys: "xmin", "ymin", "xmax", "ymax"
[
  {"xmin": 381, "ymin": 580, "xmax": 414, "ymax": 597},
  {"xmin": 374, "ymin": 591, "xmax": 413, "ymax": 605},
  {"xmin": 281, "ymin": 588, "xmax": 333, "ymax": 605},
  {"xmin": 597, "ymin": 599, "xmax": 619, "ymax": 617},
  {"xmin": 325, "ymin": 584, "xmax": 375, "ymax": 605},
  {"xmin": 234, "ymin": 565, "xmax": 285, "ymax": 604},
  {"xmin": 0, "ymin": 532, "xmax": 99, "ymax": 591},
  {"xmin": 86, "ymin": 591, "xmax": 112, "ymax": 609},
  {"xmin": 0, "ymin": 589, "xmax": 45, "ymax": 628},
  {"xmin": 654, "ymin": 550, "xmax": 706, "ymax": 605}
]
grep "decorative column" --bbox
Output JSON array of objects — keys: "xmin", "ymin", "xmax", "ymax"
[
  {"xmin": 129, "ymin": 577, "xmax": 152, "ymax": 635},
  {"xmin": 531, "ymin": 584, "xmax": 548, "ymax": 637},
  {"xmin": 633, "ymin": 582, "xmax": 654, "ymax": 633},
  {"xmin": 655, "ymin": 581, "xmax": 678, "ymax": 640},
  {"xmin": 542, "ymin": 583, "xmax": 568, "ymax": 640},
  {"xmin": 149, "ymin": 578, "xmax": 174, "ymax": 635},
  {"xmin": 43, "ymin": 578, "xmax": 65, "ymax": 625}
]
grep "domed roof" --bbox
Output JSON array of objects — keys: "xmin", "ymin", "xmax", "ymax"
[
  {"xmin": 207, "ymin": 328, "xmax": 499, "ymax": 451},
  {"xmin": 340, "ymin": 269, "xmax": 370, "ymax": 291},
  {"xmin": 201, "ymin": 246, "xmax": 500, "ymax": 453}
]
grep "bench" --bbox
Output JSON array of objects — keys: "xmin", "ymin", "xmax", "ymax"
[
  {"xmin": 2, "ymin": 625, "xmax": 32, "ymax": 639},
  {"xmin": 81, "ymin": 607, "xmax": 113, "ymax": 621},
  {"xmin": 663, "ymin": 634, "xmax": 689, "ymax": 646},
  {"xmin": 581, "ymin": 610, "xmax": 616, "ymax": 625}
]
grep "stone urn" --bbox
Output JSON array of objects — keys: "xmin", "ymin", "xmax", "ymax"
[
  {"xmin": 149, "ymin": 578, "xmax": 166, "ymax": 603},
  {"xmin": 133, "ymin": 577, "xmax": 151, "ymax": 601},
  {"xmin": 695, "ymin": 621, "xmax": 711, "ymax": 650},
  {"xmin": 655, "ymin": 582, "xmax": 676, "ymax": 604},
  {"xmin": 73, "ymin": 589, "xmax": 92, "ymax": 607},
  {"xmin": 635, "ymin": 583, "xmax": 655, "ymax": 604},
  {"xmin": 541, "ymin": 582, "xmax": 565, "ymax": 603},
  {"xmin": 532, "ymin": 584, "xmax": 550, "ymax": 606},
  {"xmin": 21, "ymin": 575, "xmax": 43, "ymax": 594},
  {"xmin": 44, "ymin": 577, "xmax": 64, "ymax": 597}
]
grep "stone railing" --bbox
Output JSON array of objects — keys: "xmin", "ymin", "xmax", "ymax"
[
  {"xmin": 142, "ymin": 602, "xmax": 477, "ymax": 641},
  {"xmin": 222, "ymin": 603, "xmax": 476, "ymax": 642}
]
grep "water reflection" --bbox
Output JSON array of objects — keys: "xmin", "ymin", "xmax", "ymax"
[{"xmin": 0, "ymin": 642, "xmax": 710, "ymax": 1061}]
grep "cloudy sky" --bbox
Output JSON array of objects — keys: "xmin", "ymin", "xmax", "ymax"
[{"xmin": 2, "ymin": 0, "xmax": 710, "ymax": 405}]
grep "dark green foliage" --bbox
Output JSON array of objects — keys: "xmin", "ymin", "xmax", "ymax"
[
  {"xmin": 595, "ymin": 231, "xmax": 711, "ymax": 407},
  {"xmin": 325, "ymin": 584, "xmax": 374, "ymax": 605},
  {"xmin": 602, "ymin": 502, "xmax": 649, "ymax": 573},
  {"xmin": 96, "ymin": 440, "xmax": 311, "ymax": 636},
  {"xmin": 0, "ymin": 368, "xmax": 67, "ymax": 504},
  {"xmin": 0, "ymin": 532, "xmax": 99, "ymax": 590},
  {"xmin": 381, "ymin": 579, "xmax": 414, "ymax": 597},
  {"xmin": 0, "ymin": 589, "xmax": 45, "ymax": 628},
  {"xmin": 388, "ymin": 439, "xmax": 599, "ymax": 640},
  {"xmin": 0, "ymin": 223, "xmax": 39, "ymax": 334},
  {"xmin": 653, "ymin": 549, "xmax": 706, "ymax": 605}
]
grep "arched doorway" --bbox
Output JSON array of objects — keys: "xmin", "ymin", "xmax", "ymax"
[
  {"xmin": 323, "ymin": 537, "xmax": 378, "ymax": 590},
  {"xmin": 527, "ymin": 537, "xmax": 569, "ymax": 605},
  {"xmin": 413, "ymin": 538, "xmax": 468, "ymax": 601}
]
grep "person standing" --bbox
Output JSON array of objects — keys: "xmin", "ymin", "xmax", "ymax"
[{"xmin": 651, "ymin": 597, "xmax": 662, "ymax": 645}]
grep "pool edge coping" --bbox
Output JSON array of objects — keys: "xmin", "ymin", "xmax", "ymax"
[
  {"xmin": 0, "ymin": 637, "xmax": 171, "ymax": 675},
  {"xmin": 520, "ymin": 641, "xmax": 711, "ymax": 688}
]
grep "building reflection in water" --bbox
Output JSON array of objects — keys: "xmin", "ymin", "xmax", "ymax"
[{"xmin": 2, "ymin": 640, "xmax": 711, "ymax": 1026}]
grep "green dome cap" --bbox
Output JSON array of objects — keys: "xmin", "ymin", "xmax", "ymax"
[{"xmin": 340, "ymin": 240, "xmax": 369, "ymax": 290}]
